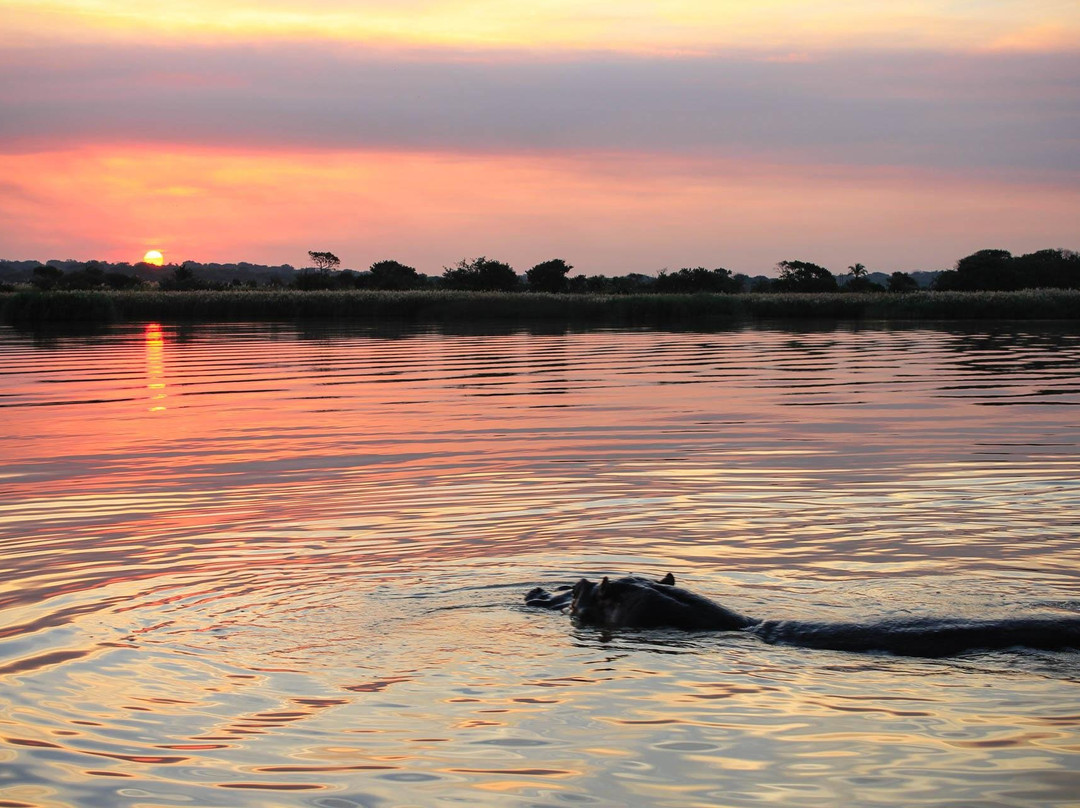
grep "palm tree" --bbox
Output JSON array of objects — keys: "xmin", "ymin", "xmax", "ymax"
[{"xmin": 847, "ymin": 263, "xmax": 867, "ymax": 279}]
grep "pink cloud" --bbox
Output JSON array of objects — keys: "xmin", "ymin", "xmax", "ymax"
[{"xmin": 1, "ymin": 145, "xmax": 1076, "ymax": 274}]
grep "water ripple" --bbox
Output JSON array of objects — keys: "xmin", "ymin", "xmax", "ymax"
[{"xmin": 1, "ymin": 322, "xmax": 1079, "ymax": 807}]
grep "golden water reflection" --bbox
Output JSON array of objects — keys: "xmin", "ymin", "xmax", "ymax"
[
  {"xmin": 144, "ymin": 322, "xmax": 166, "ymax": 412},
  {"xmin": 0, "ymin": 323, "xmax": 1078, "ymax": 807}
]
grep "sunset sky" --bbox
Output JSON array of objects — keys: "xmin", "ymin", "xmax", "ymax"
[{"xmin": 1, "ymin": 1, "xmax": 1077, "ymax": 276}]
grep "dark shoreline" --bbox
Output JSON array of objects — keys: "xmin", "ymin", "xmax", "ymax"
[{"xmin": 3, "ymin": 288, "xmax": 1079, "ymax": 325}]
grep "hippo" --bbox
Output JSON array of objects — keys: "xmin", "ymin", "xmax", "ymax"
[
  {"xmin": 525, "ymin": 574, "xmax": 1080, "ymax": 657},
  {"xmin": 525, "ymin": 574, "xmax": 753, "ymax": 630},
  {"xmin": 525, "ymin": 573, "xmax": 675, "ymax": 613}
]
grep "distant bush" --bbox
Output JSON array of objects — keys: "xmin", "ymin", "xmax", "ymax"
[
  {"xmin": 442, "ymin": 257, "xmax": 519, "ymax": 292},
  {"xmin": 774, "ymin": 260, "xmax": 838, "ymax": 293},
  {"xmin": 368, "ymin": 260, "xmax": 426, "ymax": 290},
  {"xmin": 888, "ymin": 272, "xmax": 919, "ymax": 293},
  {"xmin": 526, "ymin": 259, "xmax": 573, "ymax": 293},
  {"xmin": 292, "ymin": 270, "xmax": 342, "ymax": 290},
  {"xmin": 31, "ymin": 265, "xmax": 64, "ymax": 290},
  {"xmin": 1015, "ymin": 249, "xmax": 1080, "ymax": 288},
  {"xmin": 934, "ymin": 248, "xmax": 1080, "ymax": 291},
  {"xmin": 28, "ymin": 263, "xmax": 143, "ymax": 291},
  {"xmin": 607, "ymin": 273, "xmax": 656, "ymax": 294},
  {"xmin": 654, "ymin": 267, "xmax": 740, "ymax": 293},
  {"xmin": 160, "ymin": 266, "xmax": 218, "ymax": 291},
  {"xmin": 567, "ymin": 274, "xmax": 613, "ymax": 294}
]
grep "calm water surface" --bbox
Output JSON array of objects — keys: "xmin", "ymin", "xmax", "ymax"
[{"xmin": 1, "ymin": 322, "xmax": 1079, "ymax": 808}]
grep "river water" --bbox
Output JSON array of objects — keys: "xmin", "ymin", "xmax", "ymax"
[{"xmin": 1, "ymin": 321, "xmax": 1079, "ymax": 808}]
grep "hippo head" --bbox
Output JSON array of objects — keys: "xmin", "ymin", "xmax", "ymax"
[
  {"xmin": 568, "ymin": 576, "xmax": 656, "ymax": 626},
  {"xmin": 569, "ymin": 573, "xmax": 679, "ymax": 626},
  {"xmin": 569, "ymin": 577, "xmax": 604, "ymax": 624}
]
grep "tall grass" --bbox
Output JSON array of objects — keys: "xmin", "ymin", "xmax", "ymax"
[{"xmin": 2, "ymin": 288, "xmax": 1079, "ymax": 325}]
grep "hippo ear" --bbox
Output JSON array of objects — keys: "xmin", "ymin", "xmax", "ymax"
[
  {"xmin": 599, "ymin": 576, "xmax": 610, "ymax": 594},
  {"xmin": 660, "ymin": 573, "xmax": 675, "ymax": 585}
]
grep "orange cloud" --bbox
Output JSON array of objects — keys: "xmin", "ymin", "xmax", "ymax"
[
  {"xmin": 984, "ymin": 23, "xmax": 1075, "ymax": 52},
  {"xmin": 1, "ymin": 144, "xmax": 1076, "ymax": 274}
]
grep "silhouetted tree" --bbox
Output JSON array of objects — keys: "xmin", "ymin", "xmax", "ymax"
[
  {"xmin": 567, "ymin": 274, "xmax": 610, "ymax": 293},
  {"xmin": 955, "ymin": 249, "xmax": 1017, "ymax": 290},
  {"xmin": 936, "ymin": 247, "xmax": 1080, "ymax": 290},
  {"xmin": 842, "ymin": 262, "xmax": 882, "ymax": 292},
  {"xmin": 308, "ymin": 251, "xmax": 341, "ymax": 271},
  {"xmin": 655, "ymin": 267, "xmax": 738, "ymax": 293},
  {"xmin": 57, "ymin": 265, "xmax": 106, "ymax": 290},
  {"xmin": 526, "ymin": 259, "xmax": 573, "ymax": 293},
  {"xmin": 295, "ymin": 252, "xmax": 347, "ymax": 289},
  {"xmin": 934, "ymin": 248, "xmax": 1022, "ymax": 291},
  {"xmin": 369, "ymin": 260, "xmax": 425, "ymax": 290},
  {"xmin": 160, "ymin": 265, "xmax": 205, "ymax": 291},
  {"xmin": 292, "ymin": 272, "xmax": 333, "ymax": 290},
  {"xmin": 774, "ymin": 260, "xmax": 838, "ymax": 292},
  {"xmin": 1013, "ymin": 248, "xmax": 1080, "ymax": 289},
  {"xmin": 609, "ymin": 273, "xmax": 656, "ymax": 294},
  {"xmin": 104, "ymin": 272, "xmax": 142, "ymax": 289},
  {"xmin": 887, "ymin": 271, "xmax": 919, "ymax": 292},
  {"xmin": 442, "ymin": 257, "xmax": 518, "ymax": 291},
  {"xmin": 31, "ymin": 265, "xmax": 63, "ymax": 290},
  {"xmin": 931, "ymin": 270, "xmax": 961, "ymax": 290}
]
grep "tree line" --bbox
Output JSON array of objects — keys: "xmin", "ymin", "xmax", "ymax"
[{"xmin": 4, "ymin": 248, "xmax": 1077, "ymax": 295}]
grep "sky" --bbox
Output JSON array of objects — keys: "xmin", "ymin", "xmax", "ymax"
[{"xmin": 1, "ymin": 1, "xmax": 1077, "ymax": 276}]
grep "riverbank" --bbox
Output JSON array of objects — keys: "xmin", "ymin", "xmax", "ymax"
[{"xmin": 3, "ymin": 288, "xmax": 1079, "ymax": 324}]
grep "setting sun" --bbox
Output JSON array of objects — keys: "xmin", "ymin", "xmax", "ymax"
[{"xmin": 143, "ymin": 249, "xmax": 164, "ymax": 266}]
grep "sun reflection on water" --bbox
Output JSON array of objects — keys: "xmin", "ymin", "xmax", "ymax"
[{"xmin": 144, "ymin": 323, "xmax": 166, "ymax": 412}]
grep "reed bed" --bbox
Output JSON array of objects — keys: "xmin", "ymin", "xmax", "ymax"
[{"xmin": 2, "ymin": 288, "xmax": 1078, "ymax": 325}]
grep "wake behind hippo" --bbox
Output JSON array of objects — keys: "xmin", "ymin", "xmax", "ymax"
[{"xmin": 525, "ymin": 574, "xmax": 1080, "ymax": 658}]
